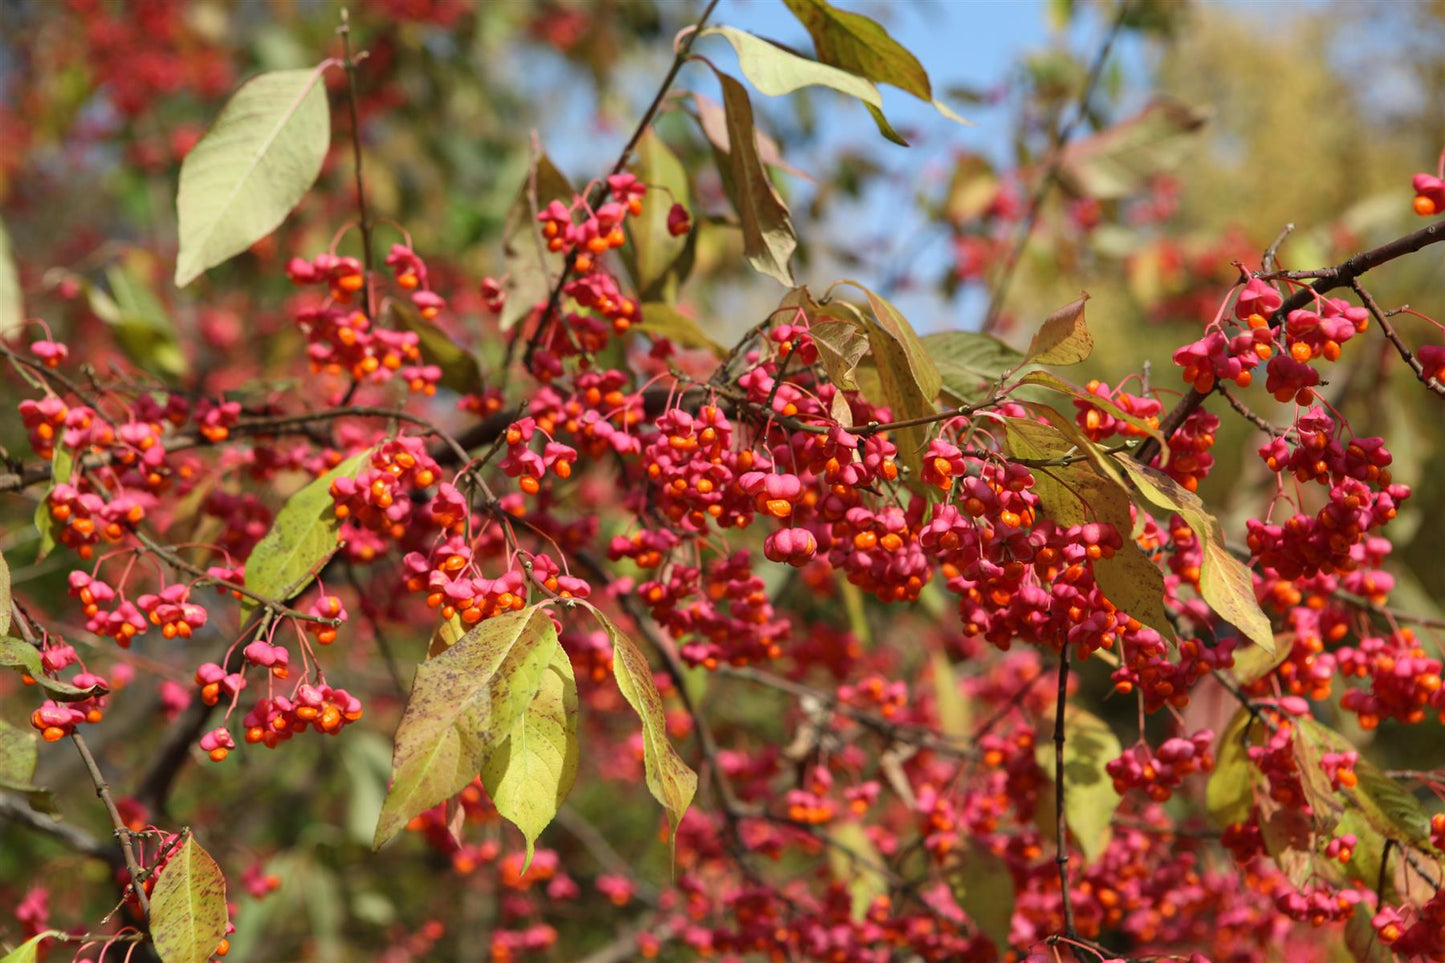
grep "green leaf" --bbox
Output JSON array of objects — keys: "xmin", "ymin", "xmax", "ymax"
[
  {"xmin": 0, "ymin": 216, "xmax": 21, "ymax": 332},
  {"xmin": 482, "ymin": 637, "xmax": 580, "ymax": 872},
  {"xmin": 389, "ymin": 301, "xmax": 484, "ymax": 395},
  {"xmin": 782, "ymin": 0, "xmax": 930, "ymax": 98},
  {"xmin": 1057, "ymin": 99, "xmax": 1210, "ymax": 201},
  {"xmin": 103, "ymin": 263, "xmax": 187, "ymax": 378},
  {"xmin": 175, "ymin": 66, "xmax": 330, "ymax": 286},
  {"xmin": 0, "ymin": 636, "xmax": 109, "ymax": 701},
  {"xmin": 0, "ymin": 717, "xmax": 55, "ymax": 814},
  {"xmin": 713, "ymin": 70, "xmax": 797, "ymax": 285},
  {"xmin": 1229, "ymin": 634, "xmax": 1292, "ymax": 685},
  {"xmin": 150, "ymin": 836, "xmax": 230, "ymax": 963},
  {"xmin": 0, "ymin": 717, "xmax": 37, "ymax": 785},
  {"xmin": 34, "ymin": 446, "xmax": 73, "ymax": 563},
  {"xmin": 590, "ymin": 609, "xmax": 698, "ymax": 843},
  {"xmin": 373, "ymin": 605, "xmax": 559, "ymax": 849},
  {"xmin": 701, "ymin": 26, "xmax": 907, "ymax": 146},
  {"xmin": 1024, "ymin": 294, "xmax": 1093, "ymax": 366},
  {"xmin": 242, "ymin": 451, "xmax": 369, "ymax": 620},
  {"xmin": 924, "ymin": 330, "xmax": 1025, "ymax": 404},
  {"xmin": 1205, "ymin": 708, "xmax": 1256, "ymax": 828},
  {"xmin": 500, "ymin": 151, "xmax": 574, "ymax": 332},
  {"xmin": 930, "ymin": 651, "xmax": 971, "ymax": 738},
  {"xmin": 1351, "ymin": 754, "xmax": 1436, "ymax": 850},
  {"xmin": 1036, "ymin": 706, "xmax": 1122, "ymax": 865},
  {"xmin": 1345, "ymin": 902, "xmax": 1392, "ymax": 963},
  {"xmin": 1112, "ymin": 457, "xmax": 1275, "ymax": 654},
  {"xmin": 633, "ymin": 303, "xmax": 727, "ymax": 357},
  {"xmin": 0, "ymin": 932, "xmax": 61, "ymax": 963},
  {"xmin": 1002, "ymin": 418, "xmax": 1172, "ymax": 640},
  {"xmin": 826, "ymin": 820, "xmax": 887, "ymax": 919},
  {"xmin": 625, "ymin": 130, "xmax": 693, "ymax": 301},
  {"xmin": 0, "ymin": 550, "xmax": 10, "ymax": 637},
  {"xmin": 1016, "ymin": 370, "xmax": 1166, "ymax": 456},
  {"xmin": 831, "ymin": 283, "xmax": 940, "ymax": 479},
  {"xmin": 949, "ymin": 841, "xmax": 1015, "ymax": 950}
]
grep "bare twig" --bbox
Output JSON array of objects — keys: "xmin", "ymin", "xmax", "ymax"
[
  {"xmin": 1053, "ymin": 647, "xmax": 1077, "ymax": 939},
  {"xmin": 1351, "ymin": 282, "xmax": 1445, "ymax": 399}
]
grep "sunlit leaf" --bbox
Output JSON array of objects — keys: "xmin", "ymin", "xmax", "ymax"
[
  {"xmin": 1024, "ymin": 294, "xmax": 1093, "ymax": 366},
  {"xmin": 150, "ymin": 836, "xmax": 230, "ymax": 963},
  {"xmin": 481, "ymin": 638, "xmax": 580, "ymax": 871},
  {"xmin": 374, "ymin": 605, "xmax": 560, "ymax": 849},
  {"xmin": 701, "ymin": 26, "xmax": 907, "ymax": 146},
  {"xmin": 389, "ymin": 301, "xmax": 484, "ymax": 395},
  {"xmin": 949, "ymin": 840, "xmax": 1015, "ymax": 950},
  {"xmin": 590, "ymin": 608, "xmax": 697, "ymax": 843},
  {"xmin": 0, "ymin": 932, "xmax": 61, "ymax": 963},
  {"xmin": 34, "ymin": 446, "xmax": 73, "ymax": 563},
  {"xmin": 1113, "ymin": 457, "xmax": 1275, "ymax": 654},
  {"xmin": 242, "ymin": 451, "xmax": 370, "ymax": 619},
  {"xmin": 1207, "ymin": 708, "xmax": 1256, "ymax": 829},
  {"xmin": 827, "ymin": 820, "xmax": 888, "ymax": 919},
  {"xmin": 634, "ymin": 302, "xmax": 727, "ymax": 357},
  {"xmin": 924, "ymin": 329, "xmax": 1024, "ymax": 403},
  {"xmin": 626, "ymin": 130, "xmax": 693, "ymax": 301},
  {"xmin": 0, "ymin": 550, "xmax": 10, "ymax": 637},
  {"xmin": 1036, "ymin": 706, "xmax": 1122, "ymax": 865},
  {"xmin": 0, "ymin": 216, "xmax": 21, "ymax": 331},
  {"xmin": 930, "ymin": 651, "xmax": 971, "ymax": 738},
  {"xmin": 812, "ymin": 317, "xmax": 870, "ymax": 393},
  {"xmin": 500, "ymin": 151, "xmax": 575, "ymax": 332},
  {"xmin": 176, "ymin": 67, "xmax": 330, "ymax": 286},
  {"xmin": 713, "ymin": 70, "xmax": 797, "ymax": 285},
  {"xmin": 103, "ymin": 263, "xmax": 187, "ymax": 378}
]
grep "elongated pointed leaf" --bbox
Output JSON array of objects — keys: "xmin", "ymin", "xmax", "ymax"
[
  {"xmin": 390, "ymin": 302, "xmax": 484, "ymax": 395},
  {"xmin": 590, "ymin": 609, "xmax": 697, "ymax": 841},
  {"xmin": 0, "ymin": 550, "xmax": 10, "ymax": 637},
  {"xmin": 625, "ymin": 130, "xmax": 693, "ymax": 301},
  {"xmin": 782, "ymin": 0, "xmax": 930, "ymax": 98},
  {"xmin": 702, "ymin": 26, "xmax": 907, "ymax": 145},
  {"xmin": 482, "ymin": 638, "xmax": 580, "ymax": 871},
  {"xmin": 1206, "ymin": 708, "xmax": 1256, "ymax": 829},
  {"xmin": 1003, "ymin": 417, "xmax": 1171, "ymax": 640},
  {"xmin": 243, "ymin": 451, "xmax": 370, "ymax": 619},
  {"xmin": 150, "ymin": 836, "xmax": 230, "ymax": 963},
  {"xmin": 0, "ymin": 216, "xmax": 21, "ymax": 331},
  {"xmin": 924, "ymin": 330, "xmax": 1025, "ymax": 403},
  {"xmin": 0, "ymin": 932, "xmax": 61, "ymax": 963},
  {"xmin": 634, "ymin": 303, "xmax": 727, "ymax": 357},
  {"xmin": 0, "ymin": 637, "xmax": 108, "ymax": 701},
  {"xmin": 0, "ymin": 717, "xmax": 53, "ymax": 812},
  {"xmin": 1113, "ymin": 457, "xmax": 1274, "ymax": 653},
  {"xmin": 1024, "ymin": 295, "xmax": 1093, "ymax": 365},
  {"xmin": 1017, "ymin": 370, "xmax": 1166, "ymax": 456},
  {"xmin": 949, "ymin": 841, "xmax": 1015, "ymax": 950},
  {"xmin": 827, "ymin": 820, "xmax": 888, "ymax": 919},
  {"xmin": 34, "ymin": 447, "xmax": 73, "ymax": 562},
  {"xmin": 1036, "ymin": 706, "xmax": 1122, "ymax": 865},
  {"xmin": 104, "ymin": 263, "xmax": 187, "ymax": 377},
  {"xmin": 374, "ymin": 606, "xmax": 559, "ymax": 849},
  {"xmin": 713, "ymin": 70, "xmax": 797, "ymax": 285},
  {"xmin": 176, "ymin": 67, "xmax": 330, "ymax": 286},
  {"xmin": 500, "ymin": 152, "xmax": 574, "ymax": 332}
]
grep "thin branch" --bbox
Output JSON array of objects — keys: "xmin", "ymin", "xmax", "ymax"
[
  {"xmin": 70, "ymin": 731, "xmax": 151, "ymax": 918},
  {"xmin": 516, "ymin": 0, "xmax": 722, "ymax": 369},
  {"xmin": 0, "ymin": 791, "xmax": 120, "ymax": 865},
  {"xmin": 1053, "ymin": 646, "xmax": 1077, "ymax": 939},
  {"xmin": 1217, "ymin": 384, "xmax": 1285, "ymax": 435},
  {"xmin": 1351, "ymin": 281, "xmax": 1445, "ymax": 399},
  {"xmin": 981, "ymin": 0, "xmax": 1131, "ymax": 332},
  {"xmin": 1137, "ymin": 218, "xmax": 1445, "ymax": 464}
]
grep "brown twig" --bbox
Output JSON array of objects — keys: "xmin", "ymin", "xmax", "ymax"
[
  {"xmin": 1351, "ymin": 282, "xmax": 1445, "ymax": 399},
  {"xmin": 1053, "ymin": 647, "xmax": 1077, "ymax": 939},
  {"xmin": 516, "ymin": 0, "xmax": 722, "ymax": 370},
  {"xmin": 1137, "ymin": 218, "xmax": 1445, "ymax": 464},
  {"xmin": 981, "ymin": 0, "xmax": 1132, "ymax": 333}
]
